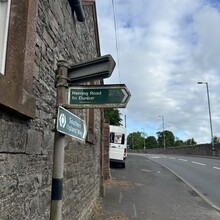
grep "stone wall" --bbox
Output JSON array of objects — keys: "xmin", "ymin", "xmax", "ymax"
[
  {"xmin": 103, "ymin": 123, "xmax": 111, "ymax": 180},
  {"xmin": 0, "ymin": 1, "xmax": 103, "ymax": 219},
  {"xmin": 146, "ymin": 143, "xmax": 220, "ymax": 157}
]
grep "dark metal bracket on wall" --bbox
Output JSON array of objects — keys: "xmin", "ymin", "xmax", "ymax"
[{"xmin": 69, "ymin": 0, "xmax": 85, "ymax": 22}]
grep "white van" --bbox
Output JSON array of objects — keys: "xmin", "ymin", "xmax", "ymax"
[{"xmin": 109, "ymin": 125, "xmax": 127, "ymax": 168}]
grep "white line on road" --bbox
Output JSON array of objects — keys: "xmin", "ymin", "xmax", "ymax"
[
  {"xmin": 213, "ymin": 166, "xmax": 220, "ymax": 170},
  {"xmin": 169, "ymin": 157, "xmax": 176, "ymax": 159},
  {"xmin": 192, "ymin": 161, "xmax": 206, "ymax": 166},
  {"xmin": 178, "ymin": 158, "xmax": 188, "ymax": 162},
  {"xmin": 141, "ymin": 169, "xmax": 152, "ymax": 172},
  {"xmin": 133, "ymin": 203, "xmax": 137, "ymax": 218},
  {"xmin": 134, "ymin": 183, "xmax": 143, "ymax": 186},
  {"xmin": 119, "ymin": 192, "xmax": 123, "ymax": 203},
  {"xmin": 149, "ymin": 156, "xmax": 161, "ymax": 159}
]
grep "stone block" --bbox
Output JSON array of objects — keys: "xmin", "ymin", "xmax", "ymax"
[{"xmin": 26, "ymin": 130, "xmax": 43, "ymax": 154}]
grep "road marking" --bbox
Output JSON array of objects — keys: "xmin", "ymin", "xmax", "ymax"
[
  {"xmin": 178, "ymin": 158, "xmax": 188, "ymax": 162},
  {"xmin": 134, "ymin": 183, "xmax": 143, "ymax": 186},
  {"xmin": 213, "ymin": 166, "xmax": 220, "ymax": 170},
  {"xmin": 133, "ymin": 203, "xmax": 137, "ymax": 218},
  {"xmin": 149, "ymin": 156, "xmax": 161, "ymax": 159},
  {"xmin": 169, "ymin": 157, "xmax": 176, "ymax": 159},
  {"xmin": 141, "ymin": 169, "xmax": 152, "ymax": 172},
  {"xmin": 192, "ymin": 161, "xmax": 205, "ymax": 166},
  {"xmin": 119, "ymin": 192, "xmax": 123, "ymax": 203}
]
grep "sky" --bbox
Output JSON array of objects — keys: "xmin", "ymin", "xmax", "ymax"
[{"xmin": 96, "ymin": 0, "xmax": 220, "ymax": 144}]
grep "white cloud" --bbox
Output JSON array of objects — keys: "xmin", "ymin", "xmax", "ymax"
[{"xmin": 96, "ymin": 0, "xmax": 220, "ymax": 143}]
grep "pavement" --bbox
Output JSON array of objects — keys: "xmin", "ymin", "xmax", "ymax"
[{"xmin": 91, "ymin": 154, "xmax": 220, "ymax": 220}]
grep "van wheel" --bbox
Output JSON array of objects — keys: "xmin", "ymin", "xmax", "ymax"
[{"xmin": 121, "ymin": 163, "xmax": 125, "ymax": 168}]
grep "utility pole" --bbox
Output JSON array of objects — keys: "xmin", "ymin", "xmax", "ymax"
[
  {"xmin": 142, "ymin": 128, "xmax": 146, "ymax": 152},
  {"xmin": 158, "ymin": 116, "xmax": 165, "ymax": 151}
]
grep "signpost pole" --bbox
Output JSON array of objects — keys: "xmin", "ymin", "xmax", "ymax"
[{"xmin": 50, "ymin": 61, "xmax": 69, "ymax": 220}]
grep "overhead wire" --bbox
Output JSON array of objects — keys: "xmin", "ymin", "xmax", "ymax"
[
  {"xmin": 111, "ymin": 0, "xmax": 121, "ymax": 84},
  {"xmin": 111, "ymin": 0, "xmax": 127, "ymax": 127}
]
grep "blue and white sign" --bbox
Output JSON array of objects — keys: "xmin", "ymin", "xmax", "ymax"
[{"xmin": 57, "ymin": 106, "xmax": 87, "ymax": 141}]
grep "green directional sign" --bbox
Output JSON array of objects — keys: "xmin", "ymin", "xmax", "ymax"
[
  {"xmin": 57, "ymin": 106, "xmax": 87, "ymax": 141},
  {"xmin": 66, "ymin": 84, "xmax": 131, "ymax": 108}
]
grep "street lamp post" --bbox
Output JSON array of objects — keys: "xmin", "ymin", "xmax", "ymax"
[
  {"xmin": 197, "ymin": 82, "xmax": 215, "ymax": 156},
  {"xmin": 158, "ymin": 116, "xmax": 166, "ymax": 150},
  {"xmin": 141, "ymin": 128, "xmax": 146, "ymax": 152}
]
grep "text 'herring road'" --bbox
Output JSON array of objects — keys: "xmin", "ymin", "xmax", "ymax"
[{"xmin": 70, "ymin": 90, "xmax": 102, "ymax": 101}]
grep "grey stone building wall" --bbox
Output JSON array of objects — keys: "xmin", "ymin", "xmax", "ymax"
[{"xmin": 0, "ymin": 0, "xmax": 102, "ymax": 219}]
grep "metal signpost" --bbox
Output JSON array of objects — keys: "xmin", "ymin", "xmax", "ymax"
[
  {"xmin": 66, "ymin": 84, "xmax": 131, "ymax": 108},
  {"xmin": 68, "ymin": 54, "xmax": 115, "ymax": 83},
  {"xmin": 57, "ymin": 106, "xmax": 87, "ymax": 141},
  {"xmin": 50, "ymin": 61, "xmax": 68, "ymax": 220},
  {"xmin": 50, "ymin": 54, "xmax": 131, "ymax": 220}
]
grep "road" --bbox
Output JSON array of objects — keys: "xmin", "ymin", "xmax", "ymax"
[
  {"xmin": 99, "ymin": 154, "xmax": 220, "ymax": 220},
  {"xmin": 143, "ymin": 153, "xmax": 220, "ymax": 211}
]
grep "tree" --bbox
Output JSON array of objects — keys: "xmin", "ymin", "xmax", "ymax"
[
  {"xmin": 157, "ymin": 130, "xmax": 175, "ymax": 148},
  {"xmin": 127, "ymin": 132, "xmax": 145, "ymax": 150},
  {"xmin": 213, "ymin": 136, "xmax": 220, "ymax": 144},
  {"xmin": 184, "ymin": 138, "xmax": 197, "ymax": 145},
  {"xmin": 104, "ymin": 108, "xmax": 122, "ymax": 126},
  {"xmin": 174, "ymin": 138, "xmax": 184, "ymax": 147},
  {"xmin": 145, "ymin": 136, "xmax": 158, "ymax": 149}
]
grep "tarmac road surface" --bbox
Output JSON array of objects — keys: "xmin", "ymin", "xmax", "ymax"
[
  {"xmin": 145, "ymin": 153, "xmax": 220, "ymax": 211},
  {"xmin": 99, "ymin": 154, "xmax": 220, "ymax": 220}
]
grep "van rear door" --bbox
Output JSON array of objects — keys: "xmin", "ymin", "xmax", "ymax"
[{"xmin": 109, "ymin": 132, "xmax": 126, "ymax": 162}]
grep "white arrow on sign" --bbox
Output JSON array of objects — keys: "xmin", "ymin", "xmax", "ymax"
[{"xmin": 121, "ymin": 88, "xmax": 129, "ymax": 103}]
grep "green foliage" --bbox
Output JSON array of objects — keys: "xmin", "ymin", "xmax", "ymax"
[
  {"xmin": 127, "ymin": 132, "xmax": 145, "ymax": 150},
  {"xmin": 127, "ymin": 129, "xmax": 198, "ymax": 150},
  {"xmin": 213, "ymin": 136, "xmax": 220, "ymax": 144},
  {"xmin": 184, "ymin": 138, "xmax": 197, "ymax": 145},
  {"xmin": 145, "ymin": 136, "xmax": 158, "ymax": 148},
  {"xmin": 157, "ymin": 130, "xmax": 175, "ymax": 148},
  {"xmin": 104, "ymin": 108, "xmax": 122, "ymax": 126},
  {"xmin": 174, "ymin": 138, "xmax": 184, "ymax": 147}
]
